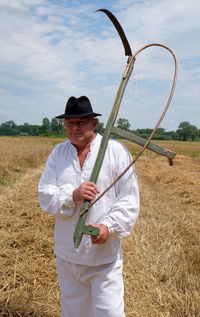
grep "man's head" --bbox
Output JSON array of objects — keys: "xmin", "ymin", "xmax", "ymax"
[{"xmin": 56, "ymin": 96, "xmax": 101, "ymax": 149}]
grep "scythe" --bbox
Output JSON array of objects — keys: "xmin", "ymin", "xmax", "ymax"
[{"xmin": 73, "ymin": 9, "xmax": 177, "ymax": 248}]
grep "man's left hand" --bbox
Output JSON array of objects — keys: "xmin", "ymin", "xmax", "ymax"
[{"xmin": 90, "ymin": 224, "xmax": 109, "ymax": 244}]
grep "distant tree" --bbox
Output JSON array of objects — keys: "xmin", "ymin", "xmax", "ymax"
[
  {"xmin": 117, "ymin": 118, "xmax": 131, "ymax": 130},
  {"xmin": 135, "ymin": 128, "xmax": 153, "ymax": 139},
  {"xmin": 40, "ymin": 117, "xmax": 51, "ymax": 135},
  {"xmin": 95, "ymin": 121, "xmax": 104, "ymax": 135},
  {"xmin": 165, "ymin": 131, "xmax": 178, "ymax": 140},
  {"xmin": 18, "ymin": 123, "xmax": 40, "ymax": 136},
  {"xmin": 0, "ymin": 120, "xmax": 18, "ymax": 135},
  {"xmin": 31, "ymin": 125, "xmax": 40, "ymax": 136},
  {"xmin": 5, "ymin": 120, "xmax": 17, "ymax": 128},
  {"xmin": 51, "ymin": 118, "xmax": 65, "ymax": 135},
  {"xmin": 18, "ymin": 122, "xmax": 30, "ymax": 135},
  {"xmin": 156, "ymin": 127, "xmax": 165, "ymax": 135},
  {"xmin": 176, "ymin": 121, "xmax": 198, "ymax": 141}
]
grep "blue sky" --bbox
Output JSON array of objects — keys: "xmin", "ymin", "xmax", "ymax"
[{"xmin": 0, "ymin": 0, "xmax": 199, "ymax": 131}]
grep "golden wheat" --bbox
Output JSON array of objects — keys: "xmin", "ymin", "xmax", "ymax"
[{"xmin": 0, "ymin": 137, "xmax": 65, "ymax": 188}]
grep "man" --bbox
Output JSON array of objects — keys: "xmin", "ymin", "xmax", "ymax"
[{"xmin": 38, "ymin": 96, "xmax": 139, "ymax": 317}]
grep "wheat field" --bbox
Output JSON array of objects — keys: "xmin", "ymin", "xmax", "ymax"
[{"xmin": 0, "ymin": 137, "xmax": 199, "ymax": 316}]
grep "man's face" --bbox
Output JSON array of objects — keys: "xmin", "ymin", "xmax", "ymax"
[{"xmin": 64, "ymin": 116, "xmax": 98, "ymax": 148}]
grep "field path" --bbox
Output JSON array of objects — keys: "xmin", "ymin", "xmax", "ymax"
[{"xmin": 0, "ymin": 155, "xmax": 199, "ymax": 316}]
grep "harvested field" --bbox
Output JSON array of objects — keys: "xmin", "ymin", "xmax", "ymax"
[{"xmin": 0, "ymin": 137, "xmax": 199, "ymax": 316}]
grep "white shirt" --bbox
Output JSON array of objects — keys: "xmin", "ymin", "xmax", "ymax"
[{"xmin": 38, "ymin": 133, "xmax": 139, "ymax": 265}]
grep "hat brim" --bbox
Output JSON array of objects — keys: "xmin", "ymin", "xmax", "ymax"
[{"xmin": 56, "ymin": 112, "xmax": 102, "ymax": 119}]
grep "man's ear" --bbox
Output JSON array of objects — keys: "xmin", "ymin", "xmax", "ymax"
[{"xmin": 93, "ymin": 118, "xmax": 98, "ymax": 130}]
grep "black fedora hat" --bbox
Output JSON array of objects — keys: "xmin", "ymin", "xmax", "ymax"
[{"xmin": 56, "ymin": 96, "xmax": 102, "ymax": 119}]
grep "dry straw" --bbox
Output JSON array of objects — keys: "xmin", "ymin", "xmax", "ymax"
[{"xmin": 0, "ymin": 137, "xmax": 200, "ymax": 316}]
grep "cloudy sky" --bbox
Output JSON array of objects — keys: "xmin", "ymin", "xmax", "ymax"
[{"xmin": 0, "ymin": 0, "xmax": 199, "ymax": 131}]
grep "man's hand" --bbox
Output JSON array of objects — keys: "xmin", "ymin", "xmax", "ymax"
[
  {"xmin": 73, "ymin": 182, "xmax": 99, "ymax": 202},
  {"xmin": 90, "ymin": 224, "xmax": 109, "ymax": 244}
]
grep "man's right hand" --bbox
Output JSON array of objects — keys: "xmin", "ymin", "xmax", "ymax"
[{"xmin": 73, "ymin": 182, "xmax": 99, "ymax": 202}]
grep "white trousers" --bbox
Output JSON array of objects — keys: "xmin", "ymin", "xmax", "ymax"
[{"xmin": 56, "ymin": 257, "xmax": 126, "ymax": 317}]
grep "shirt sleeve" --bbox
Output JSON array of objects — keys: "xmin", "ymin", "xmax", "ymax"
[
  {"xmin": 38, "ymin": 146, "xmax": 75, "ymax": 218},
  {"xmin": 101, "ymin": 142, "xmax": 140, "ymax": 239}
]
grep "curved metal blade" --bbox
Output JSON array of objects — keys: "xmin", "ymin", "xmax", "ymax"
[{"xmin": 96, "ymin": 8, "xmax": 132, "ymax": 57}]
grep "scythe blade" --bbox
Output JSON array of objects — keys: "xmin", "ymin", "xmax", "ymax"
[{"xmin": 96, "ymin": 9, "xmax": 132, "ymax": 57}]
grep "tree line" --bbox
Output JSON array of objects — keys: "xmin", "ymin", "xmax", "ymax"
[{"xmin": 0, "ymin": 117, "xmax": 199, "ymax": 141}]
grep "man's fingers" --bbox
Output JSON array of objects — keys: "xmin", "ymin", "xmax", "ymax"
[
  {"xmin": 83, "ymin": 192, "xmax": 96, "ymax": 201},
  {"xmin": 90, "ymin": 224, "xmax": 109, "ymax": 244},
  {"xmin": 85, "ymin": 182, "xmax": 99, "ymax": 194},
  {"xmin": 81, "ymin": 182, "xmax": 99, "ymax": 196},
  {"xmin": 73, "ymin": 182, "xmax": 99, "ymax": 202},
  {"xmin": 82, "ymin": 188, "xmax": 97, "ymax": 200}
]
